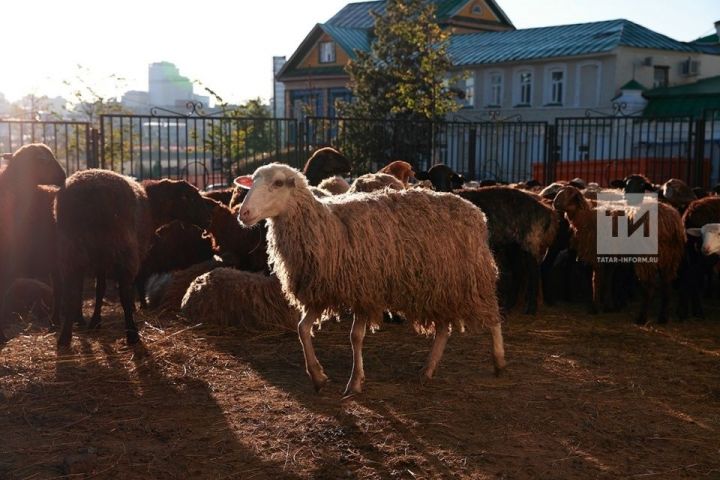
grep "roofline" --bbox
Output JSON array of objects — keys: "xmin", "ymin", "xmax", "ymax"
[
  {"xmin": 276, "ymin": 24, "xmax": 325, "ymax": 80},
  {"xmin": 449, "ymin": 50, "xmax": 617, "ymax": 68}
]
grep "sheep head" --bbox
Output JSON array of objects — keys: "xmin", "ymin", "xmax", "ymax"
[
  {"xmin": 623, "ymin": 174, "xmax": 654, "ymax": 194},
  {"xmin": 143, "ymin": 179, "xmax": 212, "ymax": 229},
  {"xmin": 236, "ymin": 163, "xmax": 305, "ymax": 226},
  {"xmin": 3, "ymin": 143, "xmax": 66, "ymax": 187},
  {"xmin": 415, "ymin": 163, "xmax": 465, "ymax": 192},
  {"xmin": 302, "ymin": 147, "xmax": 351, "ymax": 186},
  {"xmin": 687, "ymin": 224, "xmax": 720, "ymax": 256},
  {"xmin": 552, "ymin": 186, "xmax": 589, "ymax": 218}
]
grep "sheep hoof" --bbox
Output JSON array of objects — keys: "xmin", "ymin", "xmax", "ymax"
[
  {"xmin": 342, "ymin": 382, "xmax": 363, "ymax": 398},
  {"xmin": 494, "ymin": 361, "xmax": 507, "ymax": 377},
  {"xmin": 57, "ymin": 335, "xmax": 72, "ymax": 349},
  {"xmin": 311, "ymin": 373, "xmax": 329, "ymax": 393},
  {"xmin": 126, "ymin": 330, "xmax": 141, "ymax": 345}
]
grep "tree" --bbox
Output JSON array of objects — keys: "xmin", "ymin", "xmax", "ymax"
[{"xmin": 338, "ymin": 0, "xmax": 463, "ymax": 171}]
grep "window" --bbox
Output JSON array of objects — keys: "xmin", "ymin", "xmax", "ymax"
[
  {"xmin": 319, "ymin": 42, "xmax": 336, "ymax": 64},
  {"xmin": 653, "ymin": 66, "xmax": 669, "ymax": 88},
  {"xmin": 550, "ymin": 70, "xmax": 564, "ymax": 104},
  {"xmin": 471, "ymin": 3, "xmax": 483, "ymax": 15},
  {"xmin": 488, "ymin": 72, "xmax": 503, "ymax": 106},
  {"xmin": 517, "ymin": 71, "xmax": 532, "ymax": 105},
  {"xmin": 463, "ymin": 76, "xmax": 475, "ymax": 107}
]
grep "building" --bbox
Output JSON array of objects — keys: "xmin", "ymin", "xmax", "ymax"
[
  {"xmin": 277, "ymin": 1, "xmax": 720, "ymax": 122},
  {"xmin": 121, "ymin": 62, "xmax": 209, "ymax": 112}
]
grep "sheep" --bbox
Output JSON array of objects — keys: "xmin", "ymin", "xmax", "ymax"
[
  {"xmin": 135, "ymin": 220, "xmax": 215, "ymax": 307},
  {"xmin": 206, "ymin": 200, "xmax": 269, "ymax": 273},
  {"xmin": 89, "ymin": 178, "xmax": 213, "ymax": 327},
  {"xmin": 236, "ymin": 163, "xmax": 505, "ymax": 396},
  {"xmin": 0, "ymin": 278, "xmax": 53, "ymax": 326},
  {"xmin": 456, "ymin": 187, "xmax": 559, "ymax": 315},
  {"xmin": 317, "ymin": 176, "xmax": 350, "ymax": 195},
  {"xmin": 553, "ymin": 186, "xmax": 685, "ymax": 324},
  {"xmin": 378, "ymin": 160, "xmax": 415, "ymax": 186},
  {"xmin": 687, "ymin": 224, "xmax": 720, "ymax": 256},
  {"xmin": 146, "ymin": 259, "xmax": 224, "ymax": 311},
  {"xmin": 55, "ymin": 170, "xmax": 154, "ymax": 346},
  {"xmin": 659, "ymin": 178, "xmax": 696, "ymax": 214},
  {"xmin": 677, "ymin": 196, "xmax": 720, "ymax": 318},
  {"xmin": 202, "ymin": 187, "xmax": 235, "ymax": 206},
  {"xmin": 180, "ymin": 268, "xmax": 299, "ymax": 332},
  {"xmin": 302, "ymin": 147, "xmax": 352, "ymax": 186},
  {"xmin": 414, "ymin": 163, "xmax": 465, "ymax": 192},
  {"xmin": 347, "ymin": 172, "xmax": 404, "ymax": 193},
  {"xmin": 0, "ymin": 144, "xmax": 66, "ymax": 343}
]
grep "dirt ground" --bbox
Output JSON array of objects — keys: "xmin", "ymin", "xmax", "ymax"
[{"xmin": 1, "ymin": 296, "xmax": 719, "ymax": 480}]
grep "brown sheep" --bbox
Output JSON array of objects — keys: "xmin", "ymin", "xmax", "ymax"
[
  {"xmin": 0, "ymin": 144, "xmax": 66, "ymax": 343},
  {"xmin": 302, "ymin": 147, "xmax": 352, "ymax": 186},
  {"xmin": 55, "ymin": 170, "xmax": 153, "ymax": 346},
  {"xmin": 317, "ymin": 176, "xmax": 351, "ymax": 195},
  {"xmin": 0, "ymin": 278, "xmax": 53, "ymax": 326},
  {"xmin": 553, "ymin": 186, "xmax": 685, "ymax": 324},
  {"xmin": 206, "ymin": 200, "xmax": 269, "ymax": 273},
  {"xmin": 378, "ymin": 160, "xmax": 415, "ymax": 186},
  {"xmin": 347, "ymin": 172, "xmax": 404, "ymax": 193},
  {"xmin": 236, "ymin": 163, "xmax": 504, "ymax": 396},
  {"xmin": 180, "ymin": 269, "xmax": 298, "ymax": 332},
  {"xmin": 146, "ymin": 259, "xmax": 223, "ymax": 311}
]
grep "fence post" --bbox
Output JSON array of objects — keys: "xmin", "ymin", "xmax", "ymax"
[
  {"xmin": 88, "ymin": 127, "xmax": 100, "ymax": 169},
  {"xmin": 692, "ymin": 118, "xmax": 706, "ymax": 188},
  {"xmin": 545, "ymin": 123, "xmax": 558, "ymax": 185},
  {"xmin": 467, "ymin": 127, "xmax": 477, "ymax": 180}
]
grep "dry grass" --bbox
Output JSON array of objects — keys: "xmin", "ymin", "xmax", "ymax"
[{"xmin": 1, "ymin": 293, "xmax": 719, "ymax": 479}]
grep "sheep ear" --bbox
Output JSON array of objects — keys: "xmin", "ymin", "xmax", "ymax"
[
  {"xmin": 645, "ymin": 182, "xmax": 654, "ymax": 192},
  {"xmin": 686, "ymin": 228, "xmax": 702, "ymax": 238},
  {"xmin": 233, "ymin": 175, "xmax": 253, "ymax": 190}
]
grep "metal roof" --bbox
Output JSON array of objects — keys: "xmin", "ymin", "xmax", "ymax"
[
  {"xmin": 643, "ymin": 76, "xmax": 720, "ymax": 118},
  {"xmin": 320, "ymin": 24, "xmax": 372, "ymax": 59},
  {"xmin": 449, "ymin": 19, "xmax": 697, "ymax": 66},
  {"xmin": 326, "ymin": 0, "xmax": 513, "ymax": 29}
]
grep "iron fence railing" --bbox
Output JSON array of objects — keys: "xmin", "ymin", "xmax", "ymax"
[
  {"xmin": 0, "ymin": 120, "xmax": 94, "ymax": 175},
  {"xmin": 2, "ymin": 112, "xmax": 718, "ymax": 189}
]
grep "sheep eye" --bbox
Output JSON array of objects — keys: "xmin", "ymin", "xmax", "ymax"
[{"xmin": 273, "ymin": 179, "xmax": 284, "ymax": 188}]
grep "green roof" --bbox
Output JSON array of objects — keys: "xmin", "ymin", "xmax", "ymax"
[
  {"xmin": 326, "ymin": 0, "xmax": 514, "ymax": 29},
  {"xmin": 449, "ymin": 19, "xmax": 697, "ymax": 66},
  {"xmin": 320, "ymin": 24, "xmax": 372, "ymax": 59},
  {"xmin": 643, "ymin": 76, "xmax": 720, "ymax": 118},
  {"xmin": 620, "ymin": 79, "xmax": 647, "ymax": 91}
]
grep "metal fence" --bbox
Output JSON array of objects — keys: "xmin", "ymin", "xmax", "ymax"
[
  {"xmin": 99, "ymin": 114, "xmax": 300, "ymax": 189},
  {"xmin": 303, "ymin": 116, "xmax": 548, "ymax": 181},
  {"xmin": 2, "ymin": 111, "xmax": 719, "ymax": 189},
  {"xmin": 0, "ymin": 120, "xmax": 94, "ymax": 175}
]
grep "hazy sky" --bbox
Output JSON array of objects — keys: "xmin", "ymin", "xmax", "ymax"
[{"xmin": 2, "ymin": 0, "xmax": 719, "ymax": 106}]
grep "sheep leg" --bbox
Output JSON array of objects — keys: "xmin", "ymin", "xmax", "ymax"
[
  {"xmin": 297, "ymin": 309, "xmax": 328, "ymax": 392},
  {"xmin": 118, "ymin": 272, "xmax": 140, "ymax": 345},
  {"xmin": 590, "ymin": 267, "xmax": 604, "ymax": 314},
  {"xmin": 344, "ymin": 314, "xmax": 368, "ymax": 396},
  {"xmin": 421, "ymin": 323, "xmax": 450, "ymax": 381},
  {"xmin": 49, "ymin": 269, "xmax": 62, "ymax": 330},
  {"xmin": 135, "ymin": 275, "xmax": 148, "ymax": 309},
  {"xmin": 58, "ymin": 269, "xmax": 84, "ymax": 348},
  {"xmin": 88, "ymin": 271, "xmax": 106, "ymax": 330},
  {"xmin": 490, "ymin": 323, "xmax": 507, "ymax": 376},
  {"xmin": 635, "ymin": 282, "xmax": 654, "ymax": 326}
]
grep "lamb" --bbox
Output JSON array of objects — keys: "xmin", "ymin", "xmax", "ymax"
[
  {"xmin": 347, "ymin": 172, "xmax": 404, "ymax": 193},
  {"xmin": 456, "ymin": 187, "xmax": 559, "ymax": 314},
  {"xmin": 236, "ymin": 163, "xmax": 505, "ymax": 396},
  {"xmin": 378, "ymin": 160, "xmax": 415, "ymax": 186},
  {"xmin": 0, "ymin": 144, "xmax": 66, "ymax": 343},
  {"xmin": 553, "ymin": 186, "xmax": 685, "ymax": 324},
  {"xmin": 677, "ymin": 196, "xmax": 720, "ymax": 318},
  {"xmin": 180, "ymin": 268, "xmax": 299, "ymax": 332},
  {"xmin": 302, "ymin": 147, "xmax": 352, "ymax": 186},
  {"xmin": 317, "ymin": 176, "xmax": 350, "ymax": 195}
]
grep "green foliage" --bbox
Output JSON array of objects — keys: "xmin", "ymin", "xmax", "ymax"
[{"xmin": 338, "ymin": 0, "xmax": 463, "ymax": 171}]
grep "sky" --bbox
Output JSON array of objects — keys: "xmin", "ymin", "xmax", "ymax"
[{"xmin": 1, "ymin": 0, "xmax": 719, "ymax": 106}]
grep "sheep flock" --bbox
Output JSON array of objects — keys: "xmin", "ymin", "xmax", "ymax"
[{"xmin": 1, "ymin": 143, "xmax": 720, "ymax": 398}]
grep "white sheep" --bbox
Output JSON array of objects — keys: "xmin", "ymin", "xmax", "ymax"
[{"xmin": 235, "ymin": 163, "xmax": 505, "ymax": 396}]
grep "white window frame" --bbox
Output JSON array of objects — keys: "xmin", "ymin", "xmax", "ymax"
[
  {"xmin": 513, "ymin": 67, "xmax": 534, "ymax": 106},
  {"xmin": 319, "ymin": 41, "xmax": 336, "ymax": 64},
  {"xmin": 544, "ymin": 64, "xmax": 567, "ymax": 106},
  {"xmin": 574, "ymin": 60, "xmax": 602, "ymax": 108},
  {"xmin": 485, "ymin": 70, "xmax": 504, "ymax": 107},
  {"xmin": 463, "ymin": 74, "xmax": 475, "ymax": 108}
]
